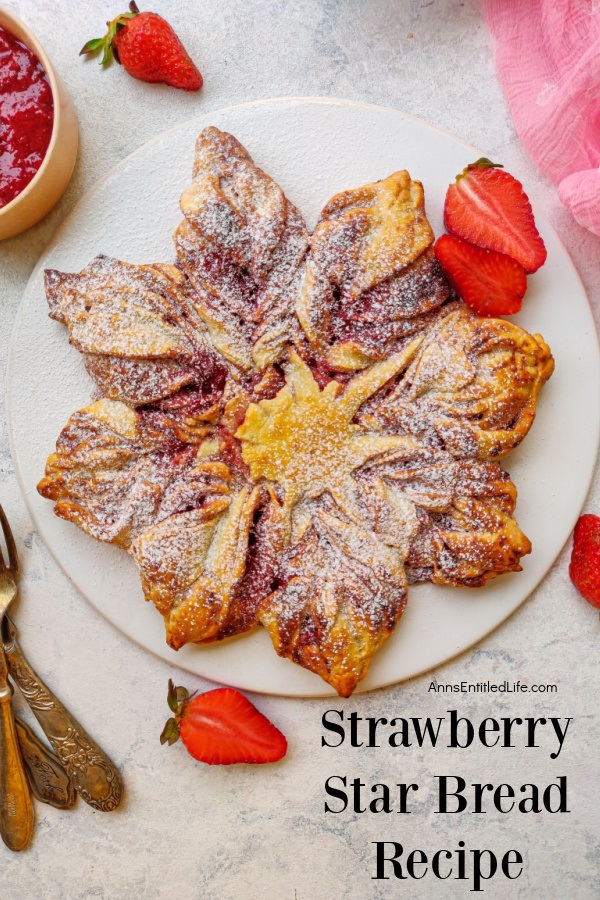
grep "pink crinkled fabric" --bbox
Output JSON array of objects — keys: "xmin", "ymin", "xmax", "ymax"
[{"xmin": 483, "ymin": 0, "xmax": 600, "ymax": 236}]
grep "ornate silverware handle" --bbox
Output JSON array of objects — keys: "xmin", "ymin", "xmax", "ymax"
[
  {"xmin": 15, "ymin": 715, "xmax": 76, "ymax": 811},
  {"xmin": 0, "ymin": 670, "xmax": 34, "ymax": 851},
  {"xmin": 4, "ymin": 635, "xmax": 124, "ymax": 812}
]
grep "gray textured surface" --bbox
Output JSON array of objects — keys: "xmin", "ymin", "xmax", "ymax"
[{"xmin": 0, "ymin": 1, "xmax": 598, "ymax": 897}]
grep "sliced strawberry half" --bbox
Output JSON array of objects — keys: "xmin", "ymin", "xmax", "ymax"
[
  {"xmin": 444, "ymin": 159, "xmax": 547, "ymax": 273},
  {"xmin": 161, "ymin": 681, "xmax": 288, "ymax": 765},
  {"xmin": 434, "ymin": 233, "xmax": 527, "ymax": 317}
]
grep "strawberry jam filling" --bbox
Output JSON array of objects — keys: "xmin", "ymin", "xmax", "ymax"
[{"xmin": 0, "ymin": 25, "xmax": 54, "ymax": 209}]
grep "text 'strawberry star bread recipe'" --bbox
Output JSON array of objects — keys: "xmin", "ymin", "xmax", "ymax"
[{"xmin": 38, "ymin": 127, "xmax": 554, "ymax": 697}]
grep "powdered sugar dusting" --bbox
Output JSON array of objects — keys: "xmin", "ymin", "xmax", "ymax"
[
  {"xmin": 38, "ymin": 125, "xmax": 554, "ymax": 696},
  {"xmin": 175, "ymin": 127, "xmax": 309, "ymax": 373}
]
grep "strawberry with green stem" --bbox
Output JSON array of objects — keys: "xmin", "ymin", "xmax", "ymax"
[
  {"xmin": 161, "ymin": 680, "xmax": 288, "ymax": 765},
  {"xmin": 81, "ymin": 2, "xmax": 202, "ymax": 92}
]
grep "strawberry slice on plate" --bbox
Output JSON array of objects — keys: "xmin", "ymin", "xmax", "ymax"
[
  {"xmin": 161, "ymin": 681, "xmax": 288, "ymax": 765},
  {"xmin": 444, "ymin": 159, "xmax": 547, "ymax": 273},
  {"xmin": 435, "ymin": 233, "xmax": 527, "ymax": 317}
]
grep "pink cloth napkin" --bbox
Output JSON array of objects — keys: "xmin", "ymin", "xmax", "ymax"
[{"xmin": 483, "ymin": 0, "xmax": 600, "ymax": 236}]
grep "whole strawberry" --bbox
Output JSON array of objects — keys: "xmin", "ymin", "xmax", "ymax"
[
  {"xmin": 161, "ymin": 680, "xmax": 288, "ymax": 765},
  {"xmin": 569, "ymin": 514, "xmax": 600, "ymax": 608},
  {"xmin": 80, "ymin": 2, "xmax": 202, "ymax": 92}
]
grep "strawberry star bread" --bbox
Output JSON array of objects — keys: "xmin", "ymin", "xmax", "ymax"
[{"xmin": 38, "ymin": 128, "xmax": 554, "ymax": 696}]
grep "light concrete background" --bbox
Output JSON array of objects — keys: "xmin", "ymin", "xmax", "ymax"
[{"xmin": 0, "ymin": 1, "xmax": 598, "ymax": 897}]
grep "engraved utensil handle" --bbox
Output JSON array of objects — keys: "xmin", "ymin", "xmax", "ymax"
[
  {"xmin": 0, "ymin": 678, "xmax": 34, "ymax": 851},
  {"xmin": 4, "ymin": 636, "xmax": 123, "ymax": 812},
  {"xmin": 15, "ymin": 715, "xmax": 76, "ymax": 810}
]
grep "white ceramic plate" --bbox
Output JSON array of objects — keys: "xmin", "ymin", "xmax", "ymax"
[{"xmin": 7, "ymin": 98, "xmax": 600, "ymax": 696}]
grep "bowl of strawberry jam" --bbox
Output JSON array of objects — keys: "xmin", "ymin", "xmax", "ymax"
[{"xmin": 0, "ymin": 6, "xmax": 78, "ymax": 239}]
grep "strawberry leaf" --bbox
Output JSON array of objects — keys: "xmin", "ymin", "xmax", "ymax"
[
  {"xmin": 79, "ymin": 38, "xmax": 104, "ymax": 56},
  {"xmin": 101, "ymin": 35, "xmax": 115, "ymax": 67},
  {"xmin": 80, "ymin": 11, "xmax": 137, "ymax": 68},
  {"xmin": 160, "ymin": 717, "xmax": 180, "ymax": 746},
  {"xmin": 175, "ymin": 685, "xmax": 191, "ymax": 706},
  {"xmin": 467, "ymin": 158, "xmax": 504, "ymax": 171},
  {"xmin": 167, "ymin": 679, "xmax": 197, "ymax": 715},
  {"xmin": 167, "ymin": 678, "xmax": 179, "ymax": 712}
]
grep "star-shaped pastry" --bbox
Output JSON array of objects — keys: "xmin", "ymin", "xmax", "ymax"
[{"xmin": 39, "ymin": 128, "xmax": 554, "ymax": 696}]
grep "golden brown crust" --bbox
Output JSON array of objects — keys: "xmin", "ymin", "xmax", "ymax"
[
  {"xmin": 358, "ymin": 303, "xmax": 555, "ymax": 461},
  {"xmin": 174, "ymin": 126, "xmax": 309, "ymax": 372},
  {"xmin": 374, "ymin": 447, "xmax": 532, "ymax": 586},
  {"xmin": 37, "ymin": 400, "xmax": 230, "ymax": 549},
  {"xmin": 313, "ymin": 171, "xmax": 435, "ymax": 298},
  {"xmin": 133, "ymin": 484, "xmax": 263, "ymax": 647},
  {"xmin": 296, "ymin": 172, "xmax": 452, "ymax": 367},
  {"xmin": 45, "ymin": 256, "xmax": 225, "ymax": 406},
  {"xmin": 259, "ymin": 503, "xmax": 408, "ymax": 698}
]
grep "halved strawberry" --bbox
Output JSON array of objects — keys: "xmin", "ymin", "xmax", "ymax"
[
  {"xmin": 161, "ymin": 681, "xmax": 287, "ymax": 765},
  {"xmin": 444, "ymin": 159, "xmax": 546, "ymax": 273},
  {"xmin": 434, "ymin": 233, "xmax": 527, "ymax": 317}
]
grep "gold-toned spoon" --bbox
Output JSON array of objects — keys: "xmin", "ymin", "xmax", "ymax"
[
  {"xmin": 14, "ymin": 716, "xmax": 75, "ymax": 810},
  {"xmin": 0, "ymin": 504, "xmax": 33, "ymax": 851},
  {"xmin": 2, "ymin": 616, "xmax": 124, "ymax": 812},
  {"xmin": 0, "ymin": 506, "xmax": 124, "ymax": 813}
]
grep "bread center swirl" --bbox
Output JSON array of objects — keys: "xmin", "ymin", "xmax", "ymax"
[{"xmin": 236, "ymin": 346, "xmax": 419, "ymax": 521}]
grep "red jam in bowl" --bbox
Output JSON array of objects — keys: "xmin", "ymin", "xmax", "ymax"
[{"xmin": 0, "ymin": 25, "xmax": 54, "ymax": 209}]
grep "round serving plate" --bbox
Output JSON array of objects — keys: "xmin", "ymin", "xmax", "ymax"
[{"xmin": 7, "ymin": 98, "xmax": 600, "ymax": 696}]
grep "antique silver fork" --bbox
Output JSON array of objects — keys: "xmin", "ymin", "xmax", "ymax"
[
  {"xmin": 0, "ymin": 504, "xmax": 34, "ymax": 851},
  {"xmin": 0, "ymin": 505, "xmax": 124, "ymax": 816}
]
